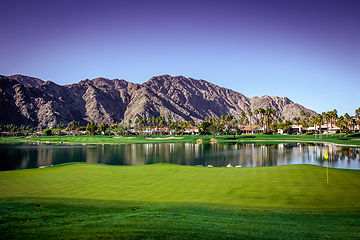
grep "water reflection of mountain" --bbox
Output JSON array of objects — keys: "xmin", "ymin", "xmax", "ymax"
[{"xmin": 0, "ymin": 143, "xmax": 359, "ymax": 170}]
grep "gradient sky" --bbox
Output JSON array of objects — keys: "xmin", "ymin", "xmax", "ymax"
[{"xmin": 1, "ymin": 0, "xmax": 359, "ymax": 116}]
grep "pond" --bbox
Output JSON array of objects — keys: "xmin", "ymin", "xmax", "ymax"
[{"xmin": 0, "ymin": 142, "xmax": 359, "ymax": 171}]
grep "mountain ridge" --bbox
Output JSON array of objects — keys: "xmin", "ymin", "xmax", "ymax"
[{"xmin": 0, "ymin": 74, "xmax": 317, "ymax": 127}]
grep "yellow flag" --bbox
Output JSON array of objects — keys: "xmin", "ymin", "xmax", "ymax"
[{"xmin": 324, "ymin": 151, "xmax": 329, "ymax": 160}]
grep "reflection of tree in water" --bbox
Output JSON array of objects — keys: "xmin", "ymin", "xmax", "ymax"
[
  {"xmin": 1, "ymin": 143, "xmax": 359, "ymax": 170},
  {"xmin": 88, "ymin": 143, "xmax": 360, "ymax": 168},
  {"xmin": 310, "ymin": 144, "xmax": 360, "ymax": 168}
]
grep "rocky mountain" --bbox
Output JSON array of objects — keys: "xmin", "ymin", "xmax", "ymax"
[
  {"xmin": 0, "ymin": 74, "xmax": 317, "ymax": 127},
  {"xmin": 8, "ymin": 74, "xmax": 44, "ymax": 87}
]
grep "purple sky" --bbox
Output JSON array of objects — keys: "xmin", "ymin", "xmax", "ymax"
[{"xmin": 1, "ymin": 0, "xmax": 359, "ymax": 116}]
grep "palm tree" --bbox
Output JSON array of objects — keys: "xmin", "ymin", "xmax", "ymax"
[
  {"xmin": 158, "ymin": 119, "xmax": 165, "ymax": 133},
  {"xmin": 350, "ymin": 118, "xmax": 356, "ymax": 133},
  {"xmin": 240, "ymin": 111, "xmax": 245, "ymax": 119},
  {"xmin": 328, "ymin": 110, "xmax": 334, "ymax": 134},
  {"xmin": 337, "ymin": 115, "xmax": 345, "ymax": 137},
  {"xmin": 142, "ymin": 117, "xmax": 146, "ymax": 128},
  {"xmin": 305, "ymin": 112, "xmax": 310, "ymax": 124},
  {"xmin": 248, "ymin": 110, "xmax": 253, "ymax": 133},
  {"xmin": 281, "ymin": 116, "xmax": 285, "ymax": 123},
  {"xmin": 355, "ymin": 108, "xmax": 360, "ymax": 133},
  {"xmin": 225, "ymin": 113, "xmax": 233, "ymax": 127},
  {"xmin": 344, "ymin": 113, "xmax": 351, "ymax": 134},
  {"xmin": 57, "ymin": 122, "xmax": 65, "ymax": 130},
  {"xmin": 240, "ymin": 111, "xmax": 245, "ymax": 130},
  {"xmin": 271, "ymin": 109, "xmax": 276, "ymax": 134},
  {"xmin": 86, "ymin": 119, "xmax": 98, "ymax": 135},
  {"xmin": 300, "ymin": 110, "xmax": 305, "ymax": 122},
  {"xmin": 151, "ymin": 116, "xmax": 156, "ymax": 130},
  {"xmin": 147, "ymin": 118, "xmax": 152, "ymax": 133},
  {"xmin": 316, "ymin": 114, "xmax": 324, "ymax": 138},
  {"xmin": 155, "ymin": 116, "xmax": 160, "ymax": 130},
  {"xmin": 179, "ymin": 121, "xmax": 187, "ymax": 134},
  {"xmin": 99, "ymin": 122, "xmax": 109, "ymax": 133},
  {"xmin": 323, "ymin": 112, "xmax": 330, "ymax": 135},
  {"xmin": 271, "ymin": 118, "xmax": 278, "ymax": 133},
  {"xmin": 166, "ymin": 115, "xmax": 171, "ymax": 126},
  {"xmin": 259, "ymin": 116, "xmax": 264, "ymax": 132},
  {"xmin": 68, "ymin": 120, "xmax": 80, "ymax": 135},
  {"xmin": 258, "ymin": 108, "xmax": 265, "ymax": 132},
  {"xmin": 138, "ymin": 118, "xmax": 144, "ymax": 134},
  {"xmin": 264, "ymin": 107, "xmax": 274, "ymax": 133},
  {"xmin": 231, "ymin": 118, "xmax": 237, "ymax": 126},
  {"xmin": 254, "ymin": 109, "xmax": 259, "ymax": 127},
  {"xmin": 239, "ymin": 117, "xmax": 244, "ymax": 131}
]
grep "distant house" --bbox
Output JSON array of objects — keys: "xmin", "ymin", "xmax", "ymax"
[
  {"xmin": 323, "ymin": 125, "xmax": 340, "ymax": 134},
  {"xmin": 184, "ymin": 128, "xmax": 199, "ymax": 135},
  {"xmin": 241, "ymin": 126, "xmax": 261, "ymax": 134},
  {"xmin": 307, "ymin": 124, "xmax": 339, "ymax": 134},
  {"xmin": 355, "ymin": 125, "xmax": 360, "ymax": 133},
  {"xmin": 291, "ymin": 125, "xmax": 303, "ymax": 134},
  {"xmin": 278, "ymin": 125, "xmax": 303, "ymax": 135}
]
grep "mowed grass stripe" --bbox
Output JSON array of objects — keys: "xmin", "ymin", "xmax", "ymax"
[{"xmin": 1, "ymin": 163, "xmax": 359, "ymax": 210}]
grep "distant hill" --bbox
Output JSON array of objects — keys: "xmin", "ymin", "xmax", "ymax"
[{"xmin": 0, "ymin": 74, "xmax": 317, "ymax": 127}]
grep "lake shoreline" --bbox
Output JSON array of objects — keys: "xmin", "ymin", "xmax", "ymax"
[{"xmin": 1, "ymin": 135, "xmax": 360, "ymax": 147}]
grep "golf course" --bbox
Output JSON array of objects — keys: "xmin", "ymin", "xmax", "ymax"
[
  {"xmin": 1, "ymin": 162, "xmax": 360, "ymax": 239},
  {"xmin": 1, "ymin": 134, "xmax": 360, "ymax": 239}
]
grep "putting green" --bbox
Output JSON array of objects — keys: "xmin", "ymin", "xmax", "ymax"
[{"xmin": 1, "ymin": 163, "xmax": 359, "ymax": 210}]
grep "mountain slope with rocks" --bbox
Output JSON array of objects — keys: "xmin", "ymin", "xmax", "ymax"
[{"xmin": 0, "ymin": 74, "xmax": 317, "ymax": 127}]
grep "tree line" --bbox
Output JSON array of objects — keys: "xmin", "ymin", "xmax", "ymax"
[{"xmin": 1, "ymin": 107, "xmax": 359, "ymax": 137}]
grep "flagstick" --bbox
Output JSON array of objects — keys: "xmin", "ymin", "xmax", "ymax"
[
  {"xmin": 324, "ymin": 150, "xmax": 329, "ymax": 184},
  {"xmin": 327, "ymin": 158, "xmax": 329, "ymax": 184}
]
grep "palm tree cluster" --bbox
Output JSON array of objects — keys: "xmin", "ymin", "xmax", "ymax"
[
  {"xmin": 132, "ymin": 115, "xmax": 195, "ymax": 135},
  {"xmin": 200, "ymin": 108, "xmax": 278, "ymax": 135},
  {"xmin": 305, "ymin": 109, "xmax": 360, "ymax": 137}
]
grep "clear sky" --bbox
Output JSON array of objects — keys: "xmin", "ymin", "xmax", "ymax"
[{"xmin": 1, "ymin": 0, "xmax": 359, "ymax": 116}]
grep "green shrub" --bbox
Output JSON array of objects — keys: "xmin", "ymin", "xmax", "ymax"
[
  {"xmin": 51, "ymin": 129, "xmax": 61, "ymax": 135},
  {"xmin": 43, "ymin": 129, "xmax": 52, "ymax": 136}
]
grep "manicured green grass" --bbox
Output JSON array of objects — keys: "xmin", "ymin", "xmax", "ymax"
[
  {"xmin": 1, "ymin": 163, "xmax": 360, "ymax": 239},
  {"xmin": 1, "ymin": 163, "xmax": 360, "ymax": 210},
  {"xmin": 1, "ymin": 133, "xmax": 360, "ymax": 146},
  {"xmin": 1, "ymin": 198, "xmax": 359, "ymax": 239},
  {"xmin": 0, "ymin": 134, "xmax": 210, "ymax": 144}
]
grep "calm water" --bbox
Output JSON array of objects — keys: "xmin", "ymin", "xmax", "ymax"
[{"xmin": 0, "ymin": 142, "xmax": 359, "ymax": 171}]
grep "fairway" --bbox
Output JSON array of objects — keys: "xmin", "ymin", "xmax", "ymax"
[
  {"xmin": 1, "ymin": 163, "xmax": 360, "ymax": 210},
  {"xmin": 1, "ymin": 163, "xmax": 360, "ymax": 239}
]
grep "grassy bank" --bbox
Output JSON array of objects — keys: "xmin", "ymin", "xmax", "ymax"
[
  {"xmin": 1, "ymin": 163, "xmax": 360, "ymax": 239},
  {"xmin": 1, "ymin": 133, "xmax": 360, "ymax": 146}
]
